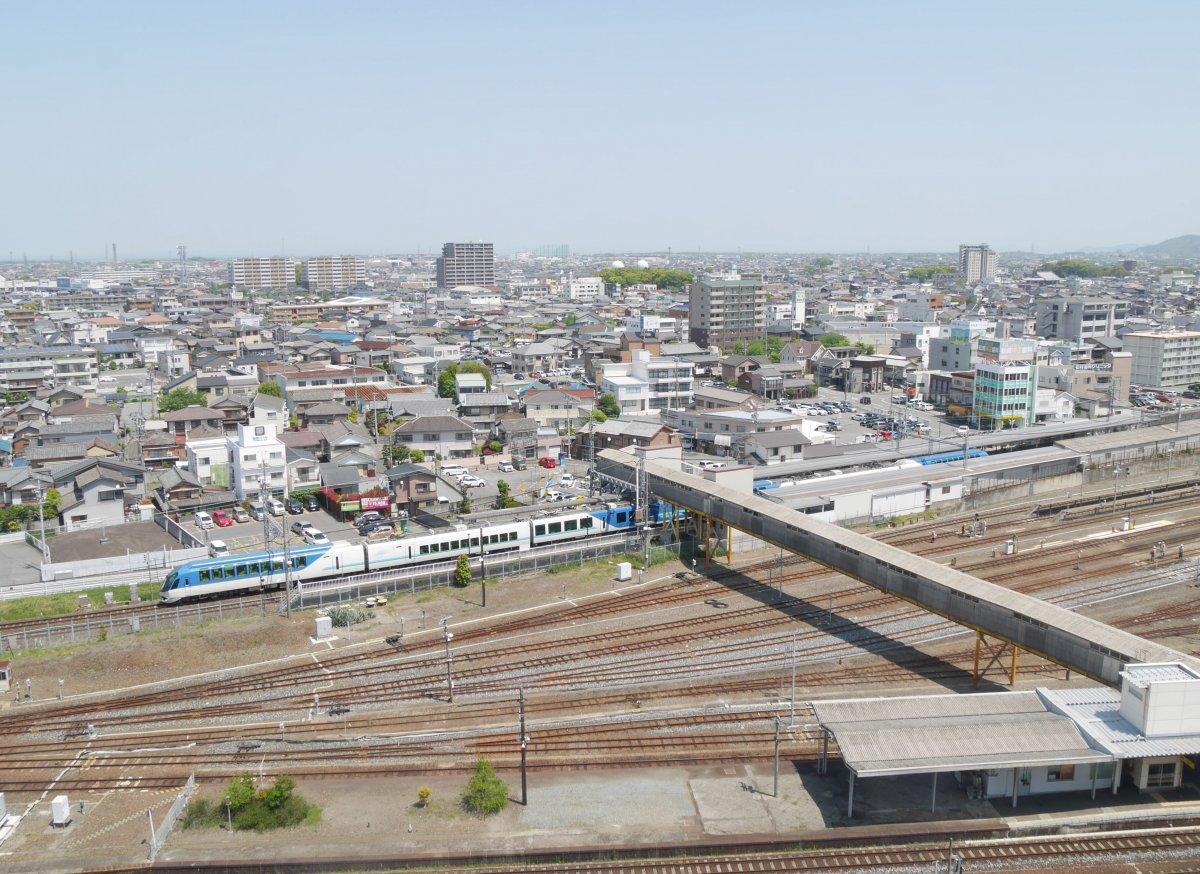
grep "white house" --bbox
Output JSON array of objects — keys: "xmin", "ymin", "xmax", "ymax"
[{"xmin": 228, "ymin": 422, "xmax": 288, "ymax": 500}]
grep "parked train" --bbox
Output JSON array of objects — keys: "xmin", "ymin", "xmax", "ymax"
[{"xmin": 161, "ymin": 502, "xmax": 678, "ymax": 603}]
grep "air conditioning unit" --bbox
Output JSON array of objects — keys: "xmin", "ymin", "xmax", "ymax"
[{"xmin": 51, "ymin": 795, "xmax": 71, "ymax": 828}]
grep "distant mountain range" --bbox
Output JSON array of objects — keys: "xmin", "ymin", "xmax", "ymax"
[{"xmin": 1134, "ymin": 234, "xmax": 1200, "ymax": 259}]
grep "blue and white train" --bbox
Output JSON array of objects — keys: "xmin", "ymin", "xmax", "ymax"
[{"xmin": 161, "ymin": 503, "xmax": 677, "ymax": 603}]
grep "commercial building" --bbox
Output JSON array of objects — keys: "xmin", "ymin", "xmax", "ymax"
[
  {"xmin": 435, "ymin": 242, "xmax": 495, "ymax": 288},
  {"xmin": 973, "ymin": 337, "xmax": 1038, "ymax": 429},
  {"xmin": 302, "ymin": 256, "xmax": 366, "ymax": 291},
  {"xmin": 1035, "ymin": 297, "xmax": 1128, "ymax": 341},
  {"xmin": 958, "ymin": 243, "xmax": 998, "ymax": 284},
  {"xmin": 687, "ymin": 273, "xmax": 766, "ymax": 349},
  {"xmin": 1123, "ymin": 330, "xmax": 1200, "ymax": 389},
  {"xmin": 228, "ymin": 257, "xmax": 295, "ymax": 290}
]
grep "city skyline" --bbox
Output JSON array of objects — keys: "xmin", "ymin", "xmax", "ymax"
[{"xmin": 3, "ymin": 2, "xmax": 1198, "ymax": 257}]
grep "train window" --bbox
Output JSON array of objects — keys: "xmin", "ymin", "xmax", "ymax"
[
  {"xmin": 420, "ymin": 545, "xmax": 429, "ymax": 555},
  {"xmin": 199, "ymin": 569, "xmax": 210, "ymax": 581},
  {"xmin": 236, "ymin": 564, "xmax": 248, "ymax": 576},
  {"xmin": 274, "ymin": 561, "xmax": 284, "ymax": 572},
  {"xmin": 505, "ymin": 532, "xmax": 514, "ymax": 541},
  {"xmin": 211, "ymin": 567, "xmax": 223, "ymax": 580},
  {"xmin": 549, "ymin": 522, "xmax": 562, "ymax": 534},
  {"xmin": 471, "ymin": 537, "xmax": 480, "ymax": 547},
  {"xmin": 249, "ymin": 563, "xmax": 260, "ymax": 574},
  {"xmin": 616, "ymin": 512, "xmax": 628, "ymax": 523},
  {"xmin": 535, "ymin": 524, "xmax": 546, "ymax": 536},
  {"xmin": 295, "ymin": 556, "xmax": 308, "ymax": 568},
  {"xmin": 565, "ymin": 519, "xmax": 578, "ymax": 531},
  {"xmin": 580, "ymin": 517, "xmax": 592, "ymax": 529}
]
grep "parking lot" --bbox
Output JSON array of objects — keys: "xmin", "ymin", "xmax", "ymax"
[
  {"xmin": 183, "ymin": 506, "xmax": 352, "ymax": 552},
  {"xmin": 446, "ymin": 455, "xmax": 595, "ymax": 507}
]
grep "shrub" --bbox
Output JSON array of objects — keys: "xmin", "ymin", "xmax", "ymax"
[
  {"xmin": 462, "ymin": 757, "xmax": 509, "ymax": 815},
  {"xmin": 327, "ymin": 605, "xmax": 368, "ymax": 627},
  {"xmin": 188, "ymin": 776, "xmax": 318, "ymax": 832},
  {"xmin": 224, "ymin": 773, "xmax": 255, "ymax": 812},
  {"xmin": 453, "ymin": 554, "xmax": 471, "ymax": 588},
  {"xmin": 417, "ymin": 786, "xmax": 431, "ymax": 807},
  {"xmin": 181, "ymin": 798, "xmax": 214, "ymax": 830}
]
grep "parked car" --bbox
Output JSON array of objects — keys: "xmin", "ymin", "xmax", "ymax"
[
  {"xmin": 860, "ymin": 396, "xmax": 872, "ymax": 404},
  {"xmin": 498, "ymin": 461, "xmax": 514, "ymax": 472},
  {"xmin": 355, "ymin": 511, "xmax": 383, "ymax": 529},
  {"xmin": 285, "ymin": 497, "xmax": 304, "ymax": 515},
  {"xmin": 559, "ymin": 473, "xmax": 575, "ymax": 487},
  {"xmin": 266, "ymin": 497, "xmax": 285, "ymax": 516},
  {"xmin": 208, "ymin": 539, "xmax": 230, "ymax": 558},
  {"xmin": 248, "ymin": 501, "xmax": 266, "ymax": 521},
  {"xmin": 232, "ymin": 506, "xmax": 250, "ymax": 523},
  {"xmin": 302, "ymin": 527, "xmax": 330, "ymax": 545},
  {"xmin": 194, "ymin": 510, "xmax": 214, "ymax": 530},
  {"xmin": 359, "ymin": 518, "xmax": 395, "ymax": 536},
  {"xmin": 441, "ymin": 465, "xmax": 467, "ymax": 478},
  {"xmin": 302, "ymin": 494, "xmax": 319, "ymax": 512},
  {"xmin": 512, "ymin": 456, "xmax": 527, "ymax": 470},
  {"xmin": 291, "ymin": 520, "xmax": 309, "ymax": 536},
  {"xmin": 460, "ymin": 475, "xmax": 486, "ymax": 488},
  {"xmin": 542, "ymin": 489, "xmax": 564, "ymax": 501},
  {"xmin": 211, "ymin": 509, "xmax": 234, "ymax": 527},
  {"xmin": 539, "ymin": 456, "xmax": 557, "ymax": 469}
]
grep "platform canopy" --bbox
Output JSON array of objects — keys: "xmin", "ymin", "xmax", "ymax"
[{"xmin": 812, "ymin": 691, "xmax": 1112, "ymax": 778}]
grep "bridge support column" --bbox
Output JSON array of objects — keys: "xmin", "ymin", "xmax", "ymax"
[
  {"xmin": 1010, "ymin": 645, "xmax": 1020, "ymax": 685},
  {"xmin": 726, "ymin": 524, "xmax": 733, "ymax": 565},
  {"xmin": 973, "ymin": 632, "xmax": 982, "ymax": 687}
]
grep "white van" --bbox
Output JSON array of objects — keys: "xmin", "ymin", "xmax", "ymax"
[
  {"xmin": 194, "ymin": 510, "xmax": 214, "ymax": 530},
  {"xmin": 441, "ymin": 465, "xmax": 467, "ymax": 478},
  {"xmin": 208, "ymin": 539, "xmax": 230, "ymax": 557},
  {"xmin": 249, "ymin": 501, "xmax": 267, "ymax": 521},
  {"xmin": 266, "ymin": 497, "xmax": 285, "ymax": 516}
]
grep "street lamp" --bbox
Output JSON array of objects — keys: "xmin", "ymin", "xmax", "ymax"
[
  {"xmin": 957, "ymin": 426, "xmax": 970, "ymax": 471},
  {"xmin": 441, "ymin": 618, "xmax": 454, "ymax": 703}
]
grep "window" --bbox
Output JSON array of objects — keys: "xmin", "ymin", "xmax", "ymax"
[
  {"xmin": 199, "ymin": 569, "xmax": 210, "ymax": 581},
  {"xmin": 249, "ymin": 562, "xmax": 260, "ymax": 574},
  {"xmin": 97, "ymin": 489, "xmax": 122, "ymax": 502},
  {"xmin": 294, "ymin": 556, "xmax": 308, "ymax": 568},
  {"xmin": 420, "ymin": 545, "xmax": 429, "ymax": 555},
  {"xmin": 236, "ymin": 564, "xmax": 248, "ymax": 576},
  {"xmin": 1047, "ymin": 764, "xmax": 1075, "ymax": 782},
  {"xmin": 565, "ymin": 519, "xmax": 578, "ymax": 531},
  {"xmin": 580, "ymin": 517, "xmax": 593, "ymax": 529},
  {"xmin": 1147, "ymin": 762, "xmax": 1177, "ymax": 788},
  {"xmin": 535, "ymin": 524, "xmax": 546, "ymax": 536},
  {"xmin": 471, "ymin": 537, "xmax": 479, "ymax": 547},
  {"xmin": 549, "ymin": 522, "xmax": 561, "ymax": 534}
]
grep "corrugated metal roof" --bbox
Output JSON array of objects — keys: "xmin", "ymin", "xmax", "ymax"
[
  {"xmin": 813, "ymin": 691, "xmax": 1108, "ymax": 777},
  {"xmin": 1039, "ymin": 686, "xmax": 1200, "ymax": 759},
  {"xmin": 1123, "ymin": 663, "xmax": 1200, "ymax": 685}
]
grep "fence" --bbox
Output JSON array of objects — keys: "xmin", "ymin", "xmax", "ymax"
[
  {"xmin": 292, "ymin": 534, "xmax": 643, "ymax": 610},
  {"xmin": 149, "ymin": 774, "xmax": 196, "ymax": 861},
  {"xmin": 1, "ymin": 596, "xmax": 275, "ymax": 653},
  {"xmin": 40, "ymin": 544, "xmax": 208, "ymax": 583},
  {"xmin": 155, "ymin": 511, "xmax": 203, "ymax": 548}
]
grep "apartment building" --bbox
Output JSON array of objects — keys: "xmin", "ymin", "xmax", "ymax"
[
  {"xmin": 687, "ymin": 273, "xmax": 766, "ymax": 349},
  {"xmin": 1124, "ymin": 330, "xmax": 1200, "ymax": 389},
  {"xmin": 599, "ymin": 350, "xmax": 694, "ymax": 414},
  {"xmin": 958, "ymin": 244, "xmax": 998, "ymax": 284},
  {"xmin": 302, "ymin": 256, "xmax": 367, "ymax": 291},
  {"xmin": 973, "ymin": 337, "xmax": 1037, "ymax": 428},
  {"xmin": 228, "ymin": 257, "xmax": 296, "ymax": 289},
  {"xmin": 435, "ymin": 242, "xmax": 495, "ymax": 288},
  {"xmin": 0, "ymin": 345, "xmax": 99, "ymax": 393},
  {"xmin": 567, "ymin": 276, "xmax": 603, "ymax": 301},
  {"xmin": 228, "ymin": 422, "xmax": 288, "ymax": 500},
  {"xmin": 265, "ymin": 363, "xmax": 389, "ymax": 394},
  {"xmin": 1035, "ymin": 297, "xmax": 1128, "ymax": 340}
]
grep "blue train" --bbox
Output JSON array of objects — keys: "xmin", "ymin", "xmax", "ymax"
[
  {"xmin": 912, "ymin": 449, "xmax": 989, "ymax": 466},
  {"xmin": 161, "ymin": 502, "xmax": 680, "ymax": 603}
]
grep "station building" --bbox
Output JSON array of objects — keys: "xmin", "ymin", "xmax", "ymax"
[{"xmin": 812, "ymin": 662, "xmax": 1200, "ymax": 815}]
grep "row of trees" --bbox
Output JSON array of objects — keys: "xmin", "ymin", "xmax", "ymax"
[
  {"xmin": 907, "ymin": 264, "xmax": 957, "ymax": 282},
  {"xmin": 1038, "ymin": 258, "xmax": 1131, "ymax": 279},
  {"xmin": 597, "ymin": 267, "xmax": 693, "ymax": 290}
]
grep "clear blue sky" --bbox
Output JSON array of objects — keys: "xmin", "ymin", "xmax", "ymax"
[{"xmin": 3, "ymin": 1, "xmax": 1198, "ymax": 258}]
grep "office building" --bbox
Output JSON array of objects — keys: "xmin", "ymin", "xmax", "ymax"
[
  {"xmin": 435, "ymin": 242, "xmax": 495, "ymax": 288},
  {"xmin": 302, "ymin": 256, "xmax": 366, "ymax": 291},
  {"xmin": 1035, "ymin": 297, "xmax": 1128, "ymax": 341},
  {"xmin": 687, "ymin": 273, "xmax": 766, "ymax": 350},
  {"xmin": 1124, "ymin": 330, "xmax": 1200, "ymax": 389},
  {"xmin": 228, "ymin": 257, "xmax": 295, "ymax": 289},
  {"xmin": 973, "ymin": 337, "xmax": 1037, "ymax": 429},
  {"xmin": 958, "ymin": 244, "xmax": 998, "ymax": 284}
]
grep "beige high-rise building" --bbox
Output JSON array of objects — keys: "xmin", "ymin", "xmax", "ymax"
[
  {"xmin": 1124, "ymin": 330, "xmax": 1200, "ymax": 389},
  {"xmin": 436, "ymin": 242, "xmax": 495, "ymax": 288},
  {"xmin": 687, "ymin": 273, "xmax": 766, "ymax": 349},
  {"xmin": 302, "ymin": 256, "xmax": 366, "ymax": 291},
  {"xmin": 228, "ymin": 257, "xmax": 295, "ymax": 289},
  {"xmin": 958, "ymin": 244, "xmax": 998, "ymax": 284}
]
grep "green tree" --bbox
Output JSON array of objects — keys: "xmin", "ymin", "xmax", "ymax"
[
  {"xmin": 158, "ymin": 387, "xmax": 207, "ymax": 412},
  {"xmin": 224, "ymin": 774, "xmax": 256, "ymax": 812},
  {"xmin": 438, "ymin": 362, "xmax": 495, "ymax": 400},
  {"xmin": 417, "ymin": 786, "xmax": 431, "ymax": 807},
  {"xmin": 392, "ymin": 444, "xmax": 411, "ymax": 463},
  {"xmin": 4, "ymin": 390, "xmax": 30, "ymax": 405},
  {"xmin": 410, "ymin": 449, "xmax": 425, "ymax": 463},
  {"xmin": 348, "ymin": 408, "xmax": 359, "ymax": 423},
  {"xmin": 459, "ymin": 495, "xmax": 472, "ymax": 514},
  {"xmin": 590, "ymin": 409, "xmax": 607, "ymax": 423},
  {"xmin": 453, "ymin": 554, "xmax": 472, "ymax": 587},
  {"xmin": 461, "ymin": 757, "xmax": 509, "ymax": 814},
  {"xmin": 1037, "ymin": 258, "xmax": 1130, "ymax": 279},
  {"xmin": 263, "ymin": 775, "xmax": 295, "ymax": 811},
  {"xmin": 596, "ymin": 267, "xmax": 693, "ymax": 291},
  {"xmin": 730, "ymin": 340, "xmax": 747, "ymax": 356},
  {"xmin": 256, "ymin": 380, "xmax": 283, "ymax": 398},
  {"xmin": 43, "ymin": 488, "xmax": 61, "ymax": 518},
  {"xmin": 819, "ymin": 333, "xmax": 851, "ymax": 348},
  {"xmin": 564, "ymin": 314, "xmax": 578, "ymax": 326},
  {"xmin": 597, "ymin": 393, "xmax": 620, "ymax": 418},
  {"xmin": 907, "ymin": 264, "xmax": 957, "ymax": 282}
]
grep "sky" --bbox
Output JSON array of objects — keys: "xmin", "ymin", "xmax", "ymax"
[{"xmin": 2, "ymin": 1, "xmax": 1198, "ymax": 259}]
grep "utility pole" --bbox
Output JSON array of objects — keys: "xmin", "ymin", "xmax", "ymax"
[
  {"xmin": 519, "ymin": 689, "xmax": 528, "ymax": 805},
  {"xmin": 790, "ymin": 631, "xmax": 797, "ymax": 723},
  {"xmin": 773, "ymin": 716, "xmax": 781, "ymax": 797},
  {"xmin": 36, "ymin": 479, "xmax": 51, "ymax": 565},
  {"xmin": 442, "ymin": 619, "xmax": 454, "ymax": 703}
]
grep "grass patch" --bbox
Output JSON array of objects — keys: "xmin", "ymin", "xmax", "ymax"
[{"xmin": 0, "ymin": 582, "xmax": 160, "ymax": 623}]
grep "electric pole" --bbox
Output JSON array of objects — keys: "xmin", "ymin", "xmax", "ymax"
[{"xmin": 519, "ymin": 688, "xmax": 528, "ymax": 805}]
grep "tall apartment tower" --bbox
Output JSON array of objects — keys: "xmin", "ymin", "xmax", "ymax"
[
  {"xmin": 435, "ymin": 242, "xmax": 495, "ymax": 288},
  {"xmin": 958, "ymin": 244, "xmax": 998, "ymax": 284},
  {"xmin": 687, "ymin": 273, "xmax": 766, "ymax": 350},
  {"xmin": 302, "ymin": 256, "xmax": 367, "ymax": 291},
  {"xmin": 228, "ymin": 257, "xmax": 295, "ymax": 289}
]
